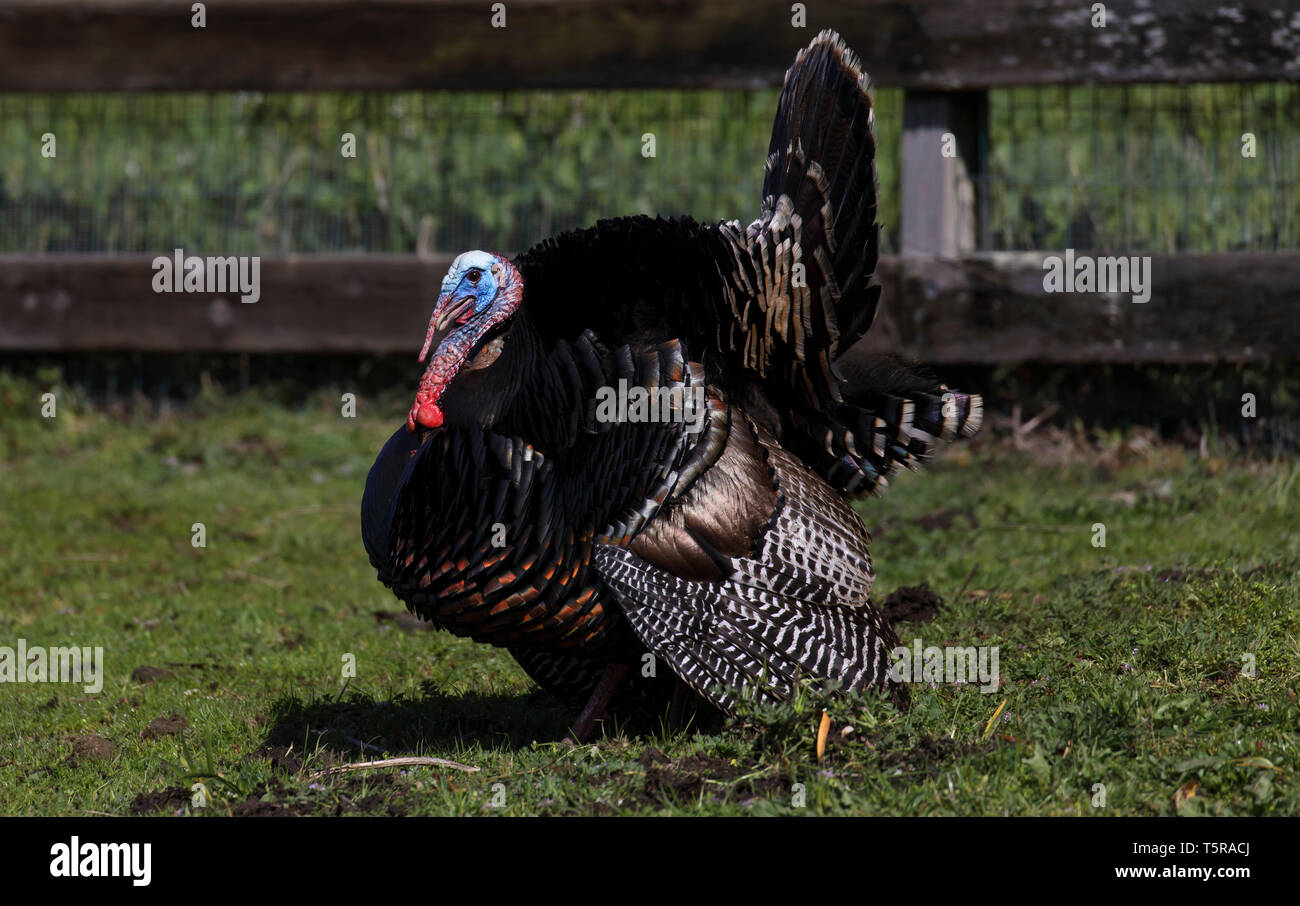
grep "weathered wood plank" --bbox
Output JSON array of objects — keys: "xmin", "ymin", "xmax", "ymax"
[
  {"xmin": 0, "ymin": 254, "xmax": 455, "ymax": 354},
  {"xmin": 2, "ymin": 252, "xmax": 1296, "ymax": 362},
  {"xmin": 853, "ymin": 252, "xmax": 1300, "ymax": 364},
  {"xmin": 0, "ymin": 0, "xmax": 1296, "ymax": 92}
]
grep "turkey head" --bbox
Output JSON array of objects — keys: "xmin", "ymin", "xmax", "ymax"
[{"xmin": 408, "ymin": 250, "xmax": 522, "ymax": 431}]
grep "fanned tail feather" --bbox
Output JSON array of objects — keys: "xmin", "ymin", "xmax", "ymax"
[
  {"xmin": 760, "ymin": 29, "xmax": 882, "ymax": 355},
  {"xmin": 756, "ymin": 33, "xmax": 981, "ymax": 495},
  {"xmin": 794, "ymin": 353, "xmax": 982, "ymax": 495}
]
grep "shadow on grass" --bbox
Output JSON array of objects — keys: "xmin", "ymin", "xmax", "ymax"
[{"xmin": 263, "ymin": 681, "xmax": 573, "ymax": 758}]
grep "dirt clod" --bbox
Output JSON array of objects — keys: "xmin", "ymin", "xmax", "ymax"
[
  {"xmin": 882, "ymin": 584, "xmax": 945, "ymax": 624},
  {"xmin": 231, "ymin": 794, "xmax": 313, "ymax": 817},
  {"xmin": 142, "ymin": 712, "xmax": 188, "ymax": 739},
  {"xmin": 71, "ymin": 734, "xmax": 116, "ymax": 763},
  {"xmin": 132, "ymin": 665, "xmax": 173, "ymax": 684},
  {"xmin": 129, "ymin": 787, "xmax": 190, "ymax": 816}
]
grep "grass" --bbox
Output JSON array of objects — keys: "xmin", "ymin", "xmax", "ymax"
[{"xmin": 1, "ymin": 374, "xmax": 1297, "ymax": 816}]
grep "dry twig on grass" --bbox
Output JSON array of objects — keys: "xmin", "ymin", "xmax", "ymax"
[{"xmin": 306, "ymin": 756, "xmax": 479, "ymax": 781}]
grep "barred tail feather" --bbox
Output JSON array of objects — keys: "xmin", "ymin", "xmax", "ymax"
[
  {"xmin": 762, "ymin": 29, "xmax": 882, "ymax": 354},
  {"xmin": 793, "ymin": 353, "xmax": 983, "ymax": 495},
  {"xmin": 593, "ymin": 420, "xmax": 906, "ymax": 714},
  {"xmin": 595, "ymin": 552, "xmax": 905, "ymax": 712}
]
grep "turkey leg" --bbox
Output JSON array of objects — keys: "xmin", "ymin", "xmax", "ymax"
[
  {"xmin": 667, "ymin": 678, "xmax": 689, "ymax": 727},
  {"xmin": 567, "ymin": 663, "xmax": 630, "ymax": 743}
]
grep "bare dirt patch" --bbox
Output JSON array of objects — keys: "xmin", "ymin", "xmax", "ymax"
[
  {"xmin": 882, "ymin": 584, "xmax": 945, "ymax": 624},
  {"xmin": 129, "ymin": 787, "xmax": 190, "ymax": 816}
]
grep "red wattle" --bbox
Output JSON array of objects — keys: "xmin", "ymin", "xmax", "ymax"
[
  {"xmin": 418, "ymin": 402, "xmax": 444, "ymax": 428},
  {"xmin": 407, "ymin": 399, "xmax": 444, "ymax": 431}
]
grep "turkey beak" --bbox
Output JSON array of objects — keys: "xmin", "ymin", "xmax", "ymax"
[{"xmin": 419, "ymin": 293, "xmax": 478, "ymax": 363}]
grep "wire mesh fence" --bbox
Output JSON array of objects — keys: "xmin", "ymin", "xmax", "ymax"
[
  {"xmin": 0, "ymin": 90, "xmax": 901, "ymax": 256},
  {"xmin": 0, "ymin": 82, "xmax": 1296, "ymax": 256},
  {"xmin": 984, "ymin": 82, "xmax": 1300, "ymax": 253}
]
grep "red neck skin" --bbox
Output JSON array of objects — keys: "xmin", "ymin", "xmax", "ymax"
[{"xmin": 407, "ymin": 256, "xmax": 521, "ymax": 432}]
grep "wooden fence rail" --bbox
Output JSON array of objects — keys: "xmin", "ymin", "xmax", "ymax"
[
  {"xmin": 1, "ymin": 2, "xmax": 1295, "ymax": 363},
  {"xmin": 3, "ymin": 253, "xmax": 1296, "ymax": 362},
  {"xmin": 1, "ymin": 0, "xmax": 1297, "ymax": 92}
]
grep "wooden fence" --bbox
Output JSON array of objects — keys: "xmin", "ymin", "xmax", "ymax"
[
  {"xmin": 1, "ymin": 0, "xmax": 1297, "ymax": 360},
  {"xmin": 5, "ymin": 252, "xmax": 1295, "ymax": 363}
]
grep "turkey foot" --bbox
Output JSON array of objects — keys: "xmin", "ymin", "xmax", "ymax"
[{"xmin": 566, "ymin": 663, "xmax": 630, "ymax": 744}]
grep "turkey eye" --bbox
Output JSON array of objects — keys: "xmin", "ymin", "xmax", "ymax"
[{"xmin": 467, "ymin": 269, "xmax": 481, "ymax": 284}]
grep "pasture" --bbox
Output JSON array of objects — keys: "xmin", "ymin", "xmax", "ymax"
[{"xmin": 2, "ymin": 375, "xmax": 1295, "ymax": 816}]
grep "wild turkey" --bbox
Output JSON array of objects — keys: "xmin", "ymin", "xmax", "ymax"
[{"xmin": 362, "ymin": 30, "xmax": 981, "ymax": 738}]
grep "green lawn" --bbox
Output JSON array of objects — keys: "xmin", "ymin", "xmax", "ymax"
[{"xmin": 1, "ymin": 375, "xmax": 1297, "ymax": 816}]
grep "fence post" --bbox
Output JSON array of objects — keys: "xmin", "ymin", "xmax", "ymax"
[{"xmin": 899, "ymin": 90, "xmax": 987, "ymax": 255}]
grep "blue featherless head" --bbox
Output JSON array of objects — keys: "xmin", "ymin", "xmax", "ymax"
[{"xmin": 441, "ymin": 250, "xmax": 500, "ymax": 316}]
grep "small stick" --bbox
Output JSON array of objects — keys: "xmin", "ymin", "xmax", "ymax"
[
  {"xmin": 306, "ymin": 756, "xmax": 478, "ymax": 781},
  {"xmin": 1015, "ymin": 402, "xmax": 1061, "ymax": 438}
]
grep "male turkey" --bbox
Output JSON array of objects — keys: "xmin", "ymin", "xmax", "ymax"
[{"xmin": 363, "ymin": 30, "xmax": 981, "ymax": 739}]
